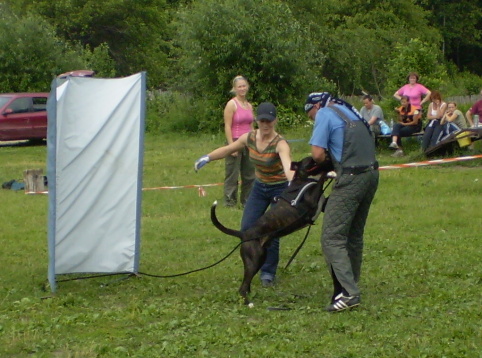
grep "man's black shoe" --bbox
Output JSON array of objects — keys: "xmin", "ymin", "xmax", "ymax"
[{"xmin": 325, "ymin": 293, "xmax": 360, "ymax": 312}]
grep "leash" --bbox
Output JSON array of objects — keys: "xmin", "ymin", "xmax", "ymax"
[
  {"xmin": 284, "ymin": 225, "xmax": 312, "ymax": 269},
  {"xmin": 137, "ymin": 241, "xmax": 243, "ymax": 278},
  {"xmin": 54, "ymin": 239, "xmax": 249, "ymax": 285},
  {"xmin": 54, "ymin": 177, "xmax": 334, "ymax": 285}
]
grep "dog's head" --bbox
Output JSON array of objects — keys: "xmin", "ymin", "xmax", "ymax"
[{"xmin": 290, "ymin": 156, "xmax": 333, "ymax": 181}]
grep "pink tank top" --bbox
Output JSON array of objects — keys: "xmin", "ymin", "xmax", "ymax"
[{"xmin": 231, "ymin": 98, "xmax": 254, "ymax": 139}]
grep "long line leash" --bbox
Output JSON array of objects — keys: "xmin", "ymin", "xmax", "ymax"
[
  {"xmin": 55, "ymin": 177, "xmax": 333, "ymax": 285},
  {"xmin": 55, "ymin": 240, "xmax": 244, "ymax": 284},
  {"xmin": 284, "ymin": 225, "xmax": 312, "ymax": 270}
]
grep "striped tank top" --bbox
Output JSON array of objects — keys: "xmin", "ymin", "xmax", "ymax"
[{"xmin": 247, "ymin": 130, "xmax": 287, "ymax": 184}]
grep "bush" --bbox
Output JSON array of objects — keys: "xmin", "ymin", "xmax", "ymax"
[
  {"xmin": 171, "ymin": 0, "xmax": 324, "ymax": 114},
  {"xmin": 0, "ymin": 11, "xmax": 85, "ymax": 92},
  {"xmin": 385, "ymin": 38, "xmax": 448, "ymax": 96},
  {"xmin": 146, "ymin": 91, "xmax": 223, "ymax": 134},
  {"xmin": 275, "ymin": 105, "xmax": 313, "ymax": 133},
  {"xmin": 457, "ymin": 72, "xmax": 482, "ymax": 95}
]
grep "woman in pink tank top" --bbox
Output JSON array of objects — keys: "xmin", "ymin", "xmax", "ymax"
[{"xmin": 223, "ymin": 75, "xmax": 255, "ymax": 207}]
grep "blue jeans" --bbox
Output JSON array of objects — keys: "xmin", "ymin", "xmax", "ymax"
[
  {"xmin": 422, "ymin": 119, "xmax": 442, "ymax": 151},
  {"xmin": 241, "ymin": 180, "xmax": 288, "ymax": 282}
]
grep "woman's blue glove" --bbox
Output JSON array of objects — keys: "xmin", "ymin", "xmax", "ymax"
[{"xmin": 194, "ymin": 155, "xmax": 210, "ymax": 172}]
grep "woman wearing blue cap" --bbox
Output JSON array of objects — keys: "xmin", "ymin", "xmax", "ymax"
[{"xmin": 195, "ymin": 102, "xmax": 294, "ymax": 287}]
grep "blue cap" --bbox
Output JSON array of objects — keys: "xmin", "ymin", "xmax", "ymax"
[{"xmin": 256, "ymin": 102, "xmax": 277, "ymax": 121}]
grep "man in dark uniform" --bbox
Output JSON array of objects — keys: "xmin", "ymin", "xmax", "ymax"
[{"xmin": 305, "ymin": 92, "xmax": 379, "ymax": 312}]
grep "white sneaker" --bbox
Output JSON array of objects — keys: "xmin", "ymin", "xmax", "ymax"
[{"xmin": 388, "ymin": 142, "xmax": 399, "ymax": 149}]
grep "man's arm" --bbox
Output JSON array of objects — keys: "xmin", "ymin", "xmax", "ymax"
[
  {"xmin": 370, "ymin": 106, "xmax": 384, "ymax": 125},
  {"xmin": 368, "ymin": 115, "xmax": 378, "ymax": 125},
  {"xmin": 311, "ymin": 145, "xmax": 327, "ymax": 164}
]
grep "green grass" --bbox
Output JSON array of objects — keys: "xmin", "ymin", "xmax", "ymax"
[{"xmin": 0, "ymin": 132, "xmax": 481, "ymax": 357}]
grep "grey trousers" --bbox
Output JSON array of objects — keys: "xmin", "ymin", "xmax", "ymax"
[
  {"xmin": 224, "ymin": 146, "xmax": 255, "ymax": 206},
  {"xmin": 321, "ymin": 169, "xmax": 379, "ymax": 297}
]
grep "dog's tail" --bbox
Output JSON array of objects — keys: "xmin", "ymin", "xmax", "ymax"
[{"xmin": 210, "ymin": 201, "xmax": 243, "ymax": 240}]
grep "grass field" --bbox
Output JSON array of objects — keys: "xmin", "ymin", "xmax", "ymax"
[{"xmin": 0, "ymin": 130, "xmax": 481, "ymax": 357}]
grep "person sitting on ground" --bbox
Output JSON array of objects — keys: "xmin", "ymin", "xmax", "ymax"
[
  {"xmin": 421, "ymin": 90, "xmax": 447, "ymax": 151},
  {"xmin": 389, "ymin": 95, "xmax": 422, "ymax": 157},
  {"xmin": 393, "ymin": 71, "xmax": 431, "ymax": 112},
  {"xmin": 465, "ymin": 88, "xmax": 482, "ymax": 127},
  {"xmin": 359, "ymin": 95, "xmax": 385, "ymax": 137}
]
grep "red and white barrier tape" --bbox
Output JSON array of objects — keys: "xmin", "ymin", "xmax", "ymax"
[
  {"xmin": 378, "ymin": 154, "xmax": 482, "ymax": 170},
  {"xmin": 25, "ymin": 183, "xmax": 222, "ymax": 196},
  {"xmin": 141, "ymin": 182, "xmax": 223, "ymax": 191},
  {"xmin": 24, "ymin": 154, "xmax": 482, "ymax": 195}
]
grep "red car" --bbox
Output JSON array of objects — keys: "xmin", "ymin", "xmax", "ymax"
[{"xmin": 0, "ymin": 93, "xmax": 49, "ymax": 141}]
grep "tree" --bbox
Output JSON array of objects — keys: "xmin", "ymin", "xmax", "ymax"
[
  {"xmin": 285, "ymin": 0, "xmax": 442, "ymax": 96},
  {"xmin": 171, "ymin": 0, "xmax": 330, "ymax": 108},
  {"xmin": 384, "ymin": 38, "xmax": 448, "ymax": 111},
  {"xmin": 416, "ymin": 0, "xmax": 482, "ymax": 75},
  {"xmin": 29, "ymin": 0, "xmax": 171, "ymax": 88},
  {"xmin": 0, "ymin": 7, "xmax": 85, "ymax": 92}
]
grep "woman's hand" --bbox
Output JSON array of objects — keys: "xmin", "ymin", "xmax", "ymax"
[{"xmin": 194, "ymin": 155, "xmax": 210, "ymax": 172}]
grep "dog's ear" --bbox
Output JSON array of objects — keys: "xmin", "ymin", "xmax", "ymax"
[
  {"xmin": 301, "ymin": 157, "xmax": 319, "ymax": 172},
  {"xmin": 290, "ymin": 161, "xmax": 301, "ymax": 171}
]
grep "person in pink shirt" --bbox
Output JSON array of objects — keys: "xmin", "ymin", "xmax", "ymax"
[
  {"xmin": 223, "ymin": 75, "xmax": 255, "ymax": 207},
  {"xmin": 393, "ymin": 72, "xmax": 431, "ymax": 111}
]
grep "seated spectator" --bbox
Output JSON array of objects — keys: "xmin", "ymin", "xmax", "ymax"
[
  {"xmin": 421, "ymin": 90, "xmax": 447, "ymax": 151},
  {"xmin": 437, "ymin": 102, "xmax": 469, "ymax": 143},
  {"xmin": 359, "ymin": 95, "xmax": 385, "ymax": 136},
  {"xmin": 465, "ymin": 88, "xmax": 482, "ymax": 127},
  {"xmin": 389, "ymin": 95, "xmax": 422, "ymax": 157},
  {"xmin": 441, "ymin": 102, "xmax": 468, "ymax": 129}
]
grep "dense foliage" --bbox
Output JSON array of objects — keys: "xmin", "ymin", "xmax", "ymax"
[
  {"xmin": 169, "ymin": 0, "xmax": 334, "ymax": 131},
  {"xmin": 0, "ymin": 0, "xmax": 481, "ymax": 132},
  {"xmin": 287, "ymin": 0, "xmax": 442, "ymax": 95},
  {"xmin": 0, "ymin": 9, "xmax": 84, "ymax": 92}
]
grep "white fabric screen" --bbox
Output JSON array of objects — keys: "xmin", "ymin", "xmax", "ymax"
[{"xmin": 47, "ymin": 73, "xmax": 145, "ymax": 291}]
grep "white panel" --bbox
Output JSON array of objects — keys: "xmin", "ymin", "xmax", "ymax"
[{"xmin": 51, "ymin": 73, "xmax": 143, "ymax": 274}]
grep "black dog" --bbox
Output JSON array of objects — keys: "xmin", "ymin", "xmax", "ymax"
[{"xmin": 211, "ymin": 156, "xmax": 333, "ymax": 305}]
